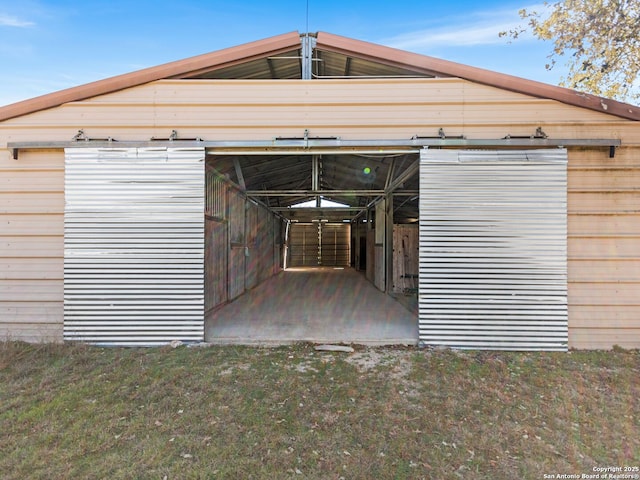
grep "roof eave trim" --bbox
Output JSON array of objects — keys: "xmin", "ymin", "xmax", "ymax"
[
  {"xmin": 316, "ymin": 31, "xmax": 640, "ymax": 122},
  {"xmin": 0, "ymin": 31, "xmax": 302, "ymax": 122}
]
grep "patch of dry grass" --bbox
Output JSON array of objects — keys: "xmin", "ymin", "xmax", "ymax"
[{"xmin": 0, "ymin": 342, "xmax": 638, "ymax": 479}]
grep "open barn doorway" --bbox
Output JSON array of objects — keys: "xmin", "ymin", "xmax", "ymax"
[{"xmin": 203, "ymin": 150, "xmax": 420, "ymax": 344}]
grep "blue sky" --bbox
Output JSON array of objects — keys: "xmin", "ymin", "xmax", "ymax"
[{"xmin": 0, "ymin": 0, "xmax": 563, "ymax": 107}]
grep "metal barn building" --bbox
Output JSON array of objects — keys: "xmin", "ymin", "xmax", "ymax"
[{"xmin": 1, "ymin": 32, "xmax": 639, "ymax": 350}]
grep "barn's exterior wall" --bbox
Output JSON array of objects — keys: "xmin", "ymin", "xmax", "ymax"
[
  {"xmin": 0, "ymin": 78, "xmax": 620, "ymax": 143},
  {"xmin": 1, "ymin": 78, "xmax": 639, "ymax": 348},
  {"xmin": 0, "ymin": 149, "xmax": 64, "ymax": 342},
  {"xmin": 568, "ymin": 146, "xmax": 640, "ymax": 349}
]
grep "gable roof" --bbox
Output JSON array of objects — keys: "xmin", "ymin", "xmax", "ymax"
[{"xmin": 1, "ymin": 30, "xmax": 639, "ymax": 122}]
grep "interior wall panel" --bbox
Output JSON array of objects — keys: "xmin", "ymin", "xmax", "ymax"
[
  {"xmin": 245, "ymin": 202, "xmax": 258, "ymax": 290},
  {"xmin": 205, "ymin": 219, "xmax": 228, "ymax": 312},
  {"xmin": 228, "ymin": 189, "xmax": 246, "ymax": 300}
]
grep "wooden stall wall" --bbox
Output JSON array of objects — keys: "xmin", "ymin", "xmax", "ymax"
[
  {"xmin": 392, "ymin": 224, "xmax": 419, "ymax": 294},
  {"xmin": 228, "ymin": 188, "xmax": 246, "ymax": 301},
  {"xmin": 246, "ymin": 201, "xmax": 278, "ymax": 286},
  {"xmin": 366, "ymin": 229, "xmax": 375, "ymax": 284},
  {"xmin": 205, "ymin": 170, "xmax": 227, "ymax": 314},
  {"xmin": 205, "ymin": 174, "xmax": 283, "ymax": 313},
  {"xmin": 205, "ymin": 219, "xmax": 228, "ymax": 313},
  {"xmin": 256, "ymin": 207, "xmax": 276, "ymax": 282},
  {"xmin": 274, "ymin": 217, "xmax": 284, "ymax": 276},
  {"xmin": 244, "ymin": 202, "xmax": 259, "ymax": 290},
  {"xmin": 374, "ymin": 201, "xmax": 386, "ymax": 291}
]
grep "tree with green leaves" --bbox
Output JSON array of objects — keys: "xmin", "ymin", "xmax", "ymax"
[{"xmin": 500, "ymin": 1, "xmax": 640, "ymax": 103}]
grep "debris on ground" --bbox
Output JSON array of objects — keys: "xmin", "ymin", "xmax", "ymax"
[{"xmin": 314, "ymin": 344, "xmax": 355, "ymax": 353}]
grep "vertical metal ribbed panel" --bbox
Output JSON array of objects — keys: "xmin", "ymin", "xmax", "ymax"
[
  {"xmin": 419, "ymin": 149, "xmax": 568, "ymax": 351},
  {"xmin": 289, "ymin": 223, "xmax": 320, "ymax": 267},
  {"xmin": 64, "ymin": 147, "xmax": 205, "ymax": 346},
  {"xmin": 205, "ymin": 168, "xmax": 226, "ymax": 220},
  {"xmin": 320, "ymin": 224, "xmax": 351, "ymax": 266}
]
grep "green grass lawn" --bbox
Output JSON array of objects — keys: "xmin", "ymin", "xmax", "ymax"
[{"xmin": 1, "ymin": 342, "xmax": 638, "ymax": 479}]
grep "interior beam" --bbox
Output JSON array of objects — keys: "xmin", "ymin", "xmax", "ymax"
[
  {"xmin": 386, "ymin": 161, "xmax": 419, "ymax": 194},
  {"xmin": 384, "ymin": 157, "xmax": 397, "ymax": 189},
  {"xmin": 312, "ymin": 154, "xmax": 320, "ymax": 207},
  {"xmin": 344, "ymin": 57, "xmax": 352, "ymax": 76},
  {"xmin": 233, "ymin": 157, "xmax": 246, "ymax": 190},
  {"xmin": 245, "ymin": 189, "xmax": 419, "ymax": 196},
  {"xmin": 270, "ymin": 206, "xmax": 364, "ymax": 212},
  {"xmin": 266, "ymin": 58, "xmax": 278, "ymax": 79}
]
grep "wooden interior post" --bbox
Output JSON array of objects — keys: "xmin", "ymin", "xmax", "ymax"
[{"xmin": 385, "ymin": 194, "xmax": 394, "ymax": 294}]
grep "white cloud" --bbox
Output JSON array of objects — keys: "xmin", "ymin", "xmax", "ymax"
[
  {"xmin": 0, "ymin": 13, "xmax": 35, "ymax": 27},
  {"xmin": 384, "ymin": 4, "xmax": 546, "ymax": 51},
  {"xmin": 388, "ymin": 24, "xmax": 519, "ymax": 50}
]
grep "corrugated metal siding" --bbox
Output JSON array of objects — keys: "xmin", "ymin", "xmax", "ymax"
[
  {"xmin": 320, "ymin": 224, "xmax": 350, "ymax": 266},
  {"xmin": 419, "ymin": 149, "xmax": 568, "ymax": 351},
  {"xmin": 289, "ymin": 223, "xmax": 320, "ymax": 267},
  {"xmin": 63, "ymin": 147, "xmax": 205, "ymax": 346}
]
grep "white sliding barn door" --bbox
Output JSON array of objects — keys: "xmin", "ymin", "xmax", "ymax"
[
  {"xmin": 419, "ymin": 149, "xmax": 568, "ymax": 350},
  {"xmin": 64, "ymin": 147, "xmax": 205, "ymax": 346}
]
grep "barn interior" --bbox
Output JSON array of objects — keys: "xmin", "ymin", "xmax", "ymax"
[{"xmin": 203, "ymin": 150, "xmax": 421, "ymax": 344}]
